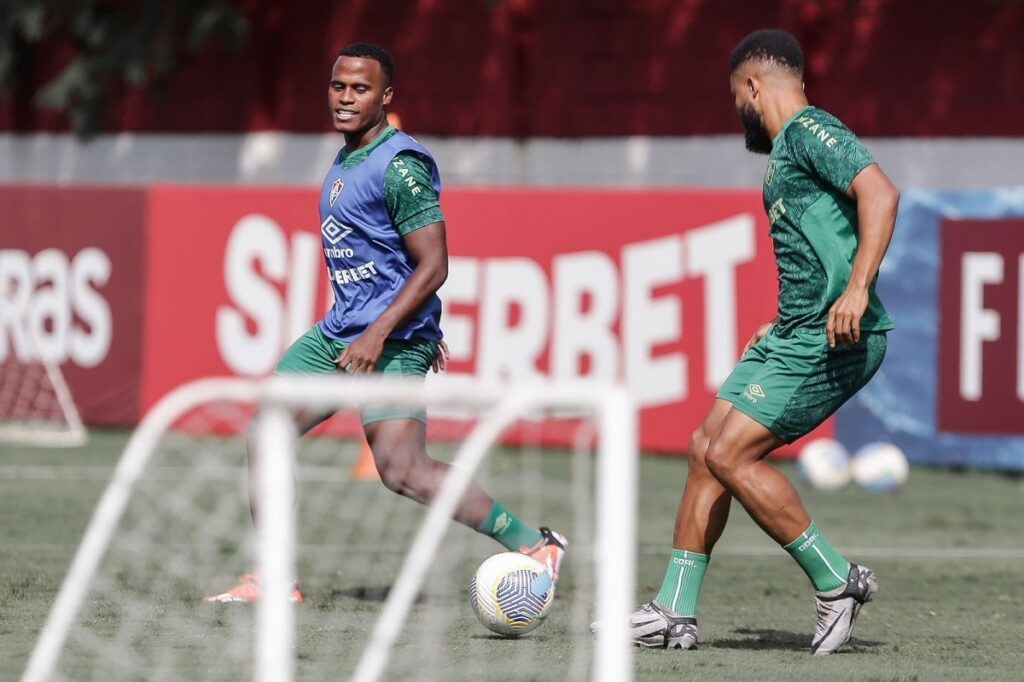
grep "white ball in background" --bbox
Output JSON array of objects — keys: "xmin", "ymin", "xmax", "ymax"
[
  {"xmin": 851, "ymin": 442, "xmax": 910, "ymax": 493},
  {"xmin": 797, "ymin": 438, "xmax": 852, "ymax": 491}
]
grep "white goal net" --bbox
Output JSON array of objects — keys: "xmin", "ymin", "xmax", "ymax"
[
  {"xmin": 23, "ymin": 375, "xmax": 637, "ymax": 681},
  {"xmin": 0, "ymin": 291, "xmax": 86, "ymax": 447}
]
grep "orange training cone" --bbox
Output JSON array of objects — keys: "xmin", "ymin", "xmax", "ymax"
[{"xmin": 350, "ymin": 438, "xmax": 380, "ymax": 481}]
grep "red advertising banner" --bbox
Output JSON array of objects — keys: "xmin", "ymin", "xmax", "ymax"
[
  {"xmin": 0, "ymin": 185, "xmax": 147, "ymax": 425},
  {"xmin": 1, "ymin": 184, "xmax": 837, "ymax": 452},
  {"xmin": 938, "ymin": 219, "xmax": 1024, "ymax": 434},
  {"xmin": 140, "ymin": 186, "xmax": 833, "ymax": 453},
  {"xmin": 140, "ymin": 187, "xmax": 328, "ymax": 408}
]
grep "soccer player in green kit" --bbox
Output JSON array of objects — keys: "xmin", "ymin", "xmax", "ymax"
[
  {"xmin": 621, "ymin": 30, "xmax": 899, "ymax": 654},
  {"xmin": 206, "ymin": 43, "xmax": 565, "ymax": 603}
]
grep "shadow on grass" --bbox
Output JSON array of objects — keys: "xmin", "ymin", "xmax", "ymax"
[
  {"xmin": 469, "ymin": 633, "xmax": 550, "ymax": 642},
  {"xmin": 327, "ymin": 585, "xmax": 426, "ymax": 605},
  {"xmin": 713, "ymin": 627, "xmax": 883, "ymax": 652},
  {"xmin": 330, "ymin": 585, "xmax": 390, "ymax": 602}
]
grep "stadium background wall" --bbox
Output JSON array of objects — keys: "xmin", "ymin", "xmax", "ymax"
[
  {"xmin": 0, "ymin": 185, "xmax": 833, "ymax": 454},
  {"xmin": 3, "ymin": 185, "xmax": 1024, "ymax": 469}
]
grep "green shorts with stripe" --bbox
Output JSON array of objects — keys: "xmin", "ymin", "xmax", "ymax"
[
  {"xmin": 717, "ymin": 329, "xmax": 887, "ymax": 443},
  {"xmin": 276, "ymin": 325, "xmax": 437, "ymax": 425}
]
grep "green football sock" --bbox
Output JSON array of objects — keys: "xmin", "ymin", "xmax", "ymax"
[
  {"xmin": 476, "ymin": 501, "xmax": 544, "ymax": 551},
  {"xmin": 653, "ymin": 549, "xmax": 708, "ymax": 617},
  {"xmin": 784, "ymin": 521, "xmax": 850, "ymax": 593}
]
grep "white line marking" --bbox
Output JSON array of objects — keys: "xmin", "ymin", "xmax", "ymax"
[
  {"xmin": 6, "ymin": 543, "xmax": 1022, "ymax": 561},
  {"xmin": 671, "ymin": 566, "xmax": 685, "ymax": 612},
  {"xmin": 813, "ymin": 545, "xmax": 847, "ymax": 583},
  {"xmin": 640, "ymin": 545, "xmax": 1024, "ymax": 560}
]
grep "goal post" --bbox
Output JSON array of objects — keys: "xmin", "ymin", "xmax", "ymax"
[
  {"xmin": 0, "ymin": 306, "xmax": 86, "ymax": 447},
  {"xmin": 23, "ymin": 375, "xmax": 638, "ymax": 682}
]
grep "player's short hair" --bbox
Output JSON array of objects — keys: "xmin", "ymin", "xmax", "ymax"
[
  {"xmin": 730, "ymin": 29, "xmax": 803, "ymax": 77},
  {"xmin": 338, "ymin": 43, "xmax": 394, "ymax": 86}
]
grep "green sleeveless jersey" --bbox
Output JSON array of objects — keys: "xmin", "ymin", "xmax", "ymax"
[{"xmin": 762, "ymin": 106, "xmax": 894, "ymax": 336}]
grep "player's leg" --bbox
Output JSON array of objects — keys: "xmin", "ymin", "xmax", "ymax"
[
  {"xmin": 705, "ymin": 403, "xmax": 872, "ymax": 655},
  {"xmin": 710, "ymin": 331, "xmax": 888, "ymax": 572},
  {"xmin": 628, "ymin": 340, "xmax": 771, "ymax": 649},
  {"xmin": 672, "ymin": 399, "xmax": 735, "ymax": 553},
  {"xmin": 205, "ymin": 325, "xmax": 339, "ymax": 603},
  {"xmin": 362, "ymin": 418, "xmax": 494, "ymax": 529},
  {"xmin": 703, "ymin": 409, "xmax": 806, "ymax": 542},
  {"xmin": 246, "ymin": 409, "xmax": 331, "ymax": 525},
  {"xmin": 625, "ymin": 400, "xmax": 731, "ymax": 649},
  {"xmin": 246, "ymin": 325, "xmax": 341, "ymax": 523},
  {"xmin": 640, "ymin": 400, "xmax": 731, "ymax": 622},
  {"xmin": 363, "ymin": 340, "xmax": 567, "ymax": 579},
  {"xmin": 708, "ymin": 330, "xmax": 888, "ymax": 653},
  {"xmin": 362, "ymin": 420, "xmax": 567, "ymax": 576}
]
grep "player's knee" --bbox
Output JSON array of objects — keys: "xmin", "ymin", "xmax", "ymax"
[
  {"xmin": 377, "ymin": 460, "xmax": 405, "ymax": 494},
  {"xmin": 377, "ymin": 448, "xmax": 431, "ymax": 498},
  {"xmin": 703, "ymin": 437, "xmax": 737, "ymax": 484},
  {"xmin": 378, "ymin": 460, "xmax": 422, "ymax": 498},
  {"xmin": 687, "ymin": 427, "xmax": 712, "ymax": 470}
]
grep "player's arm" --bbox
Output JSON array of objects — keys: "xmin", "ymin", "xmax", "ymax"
[{"xmin": 826, "ymin": 165, "xmax": 900, "ymax": 348}]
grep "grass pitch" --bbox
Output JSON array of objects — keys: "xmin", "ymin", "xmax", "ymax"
[{"xmin": 1, "ymin": 430, "xmax": 1022, "ymax": 681}]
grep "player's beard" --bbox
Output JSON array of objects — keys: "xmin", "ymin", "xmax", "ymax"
[{"xmin": 740, "ymin": 103, "xmax": 773, "ymax": 155}]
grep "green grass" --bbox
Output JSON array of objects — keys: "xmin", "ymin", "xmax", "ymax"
[{"xmin": 1, "ymin": 430, "xmax": 1022, "ymax": 680}]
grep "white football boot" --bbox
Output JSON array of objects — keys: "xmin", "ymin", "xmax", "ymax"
[
  {"xmin": 590, "ymin": 601, "xmax": 699, "ymax": 650},
  {"xmin": 811, "ymin": 563, "xmax": 878, "ymax": 655}
]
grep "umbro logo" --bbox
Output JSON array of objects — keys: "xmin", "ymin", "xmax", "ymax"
[
  {"xmin": 492, "ymin": 512, "xmax": 511, "ymax": 536},
  {"xmin": 321, "ymin": 215, "xmax": 353, "ymax": 245},
  {"xmin": 749, "ymin": 384, "xmax": 766, "ymax": 399}
]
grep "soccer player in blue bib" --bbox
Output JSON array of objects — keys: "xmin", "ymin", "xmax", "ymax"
[
  {"xmin": 618, "ymin": 30, "xmax": 899, "ymax": 654},
  {"xmin": 206, "ymin": 44, "xmax": 565, "ymax": 603}
]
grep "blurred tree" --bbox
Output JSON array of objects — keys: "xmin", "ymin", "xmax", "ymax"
[{"xmin": 0, "ymin": 0, "xmax": 249, "ymax": 137}]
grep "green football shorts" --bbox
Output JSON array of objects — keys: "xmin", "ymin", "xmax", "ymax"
[
  {"xmin": 717, "ymin": 329, "xmax": 887, "ymax": 443},
  {"xmin": 275, "ymin": 324, "xmax": 437, "ymax": 425}
]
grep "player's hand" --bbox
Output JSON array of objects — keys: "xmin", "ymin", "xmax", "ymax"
[
  {"xmin": 743, "ymin": 321, "xmax": 775, "ymax": 353},
  {"xmin": 431, "ymin": 340, "xmax": 449, "ymax": 373},
  {"xmin": 334, "ymin": 333, "xmax": 385, "ymax": 375},
  {"xmin": 827, "ymin": 286, "xmax": 869, "ymax": 348}
]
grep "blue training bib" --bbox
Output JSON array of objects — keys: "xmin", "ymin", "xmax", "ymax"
[{"xmin": 317, "ymin": 131, "xmax": 443, "ymax": 343}]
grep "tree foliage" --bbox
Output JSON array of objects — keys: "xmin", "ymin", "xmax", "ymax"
[{"xmin": 0, "ymin": 0, "xmax": 249, "ymax": 136}]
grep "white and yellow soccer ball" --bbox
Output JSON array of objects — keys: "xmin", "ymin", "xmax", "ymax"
[
  {"xmin": 469, "ymin": 552, "xmax": 554, "ymax": 637},
  {"xmin": 797, "ymin": 438, "xmax": 852, "ymax": 491},
  {"xmin": 851, "ymin": 442, "xmax": 909, "ymax": 493}
]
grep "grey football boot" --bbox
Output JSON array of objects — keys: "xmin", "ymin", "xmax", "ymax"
[
  {"xmin": 627, "ymin": 601, "xmax": 699, "ymax": 650},
  {"xmin": 811, "ymin": 563, "xmax": 878, "ymax": 655}
]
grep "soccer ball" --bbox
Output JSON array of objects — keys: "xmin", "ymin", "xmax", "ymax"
[
  {"xmin": 851, "ymin": 442, "xmax": 909, "ymax": 493},
  {"xmin": 797, "ymin": 438, "xmax": 852, "ymax": 491},
  {"xmin": 469, "ymin": 552, "xmax": 554, "ymax": 637}
]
